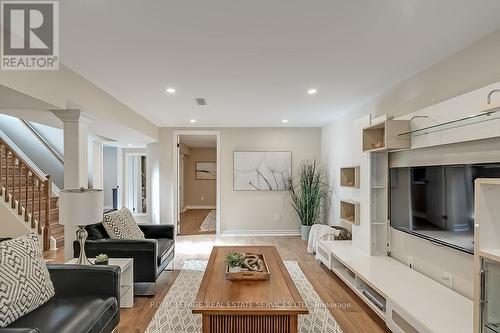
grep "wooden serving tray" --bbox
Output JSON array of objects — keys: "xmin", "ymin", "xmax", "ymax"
[{"xmin": 224, "ymin": 253, "xmax": 270, "ymax": 281}]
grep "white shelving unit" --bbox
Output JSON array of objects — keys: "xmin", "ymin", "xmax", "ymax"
[
  {"xmin": 340, "ymin": 166, "xmax": 360, "ymax": 188},
  {"xmin": 369, "ymin": 151, "xmax": 389, "ymax": 255},
  {"xmin": 340, "ymin": 199, "xmax": 360, "ymax": 225},
  {"xmin": 317, "ymin": 240, "xmax": 473, "ymax": 333},
  {"xmin": 362, "ymin": 119, "xmax": 411, "ymax": 152},
  {"xmin": 473, "ymin": 178, "xmax": 500, "ymax": 333}
]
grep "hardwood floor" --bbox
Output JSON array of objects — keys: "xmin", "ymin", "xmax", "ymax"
[
  {"xmin": 44, "ymin": 235, "xmax": 389, "ymax": 333},
  {"xmin": 179, "ymin": 209, "xmax": 215, "ymax": 235}
]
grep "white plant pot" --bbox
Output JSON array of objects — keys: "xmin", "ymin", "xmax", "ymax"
[{"xmin": 301, "ymin": 225, "xmax": 312, "ymax": 241}]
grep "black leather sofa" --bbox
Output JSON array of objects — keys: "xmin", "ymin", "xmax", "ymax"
[
  {"xmin": 1, "ymin": 264, "xmax": 120, "ymax": 333},
  {"xmin": 73, "ymin": 223, "xmax": 175, "ymax": 294}
]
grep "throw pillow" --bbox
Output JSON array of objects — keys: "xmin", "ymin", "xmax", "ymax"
[
  {"xmin": 0, "ymin": 233, "xmax": 55, "ymax": 327},
  {"xmin": 102, "ymin": 207, "xmax": 146, "ymax": 240}
]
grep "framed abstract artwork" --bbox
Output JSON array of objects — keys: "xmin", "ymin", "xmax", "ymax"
[
  {"xmin": 195, "ymin": 162, "xmax": 217, "ymax": 180},
  {"xmin": 233, "ymin": 151, "xmax": 291, "ymax": 191}
]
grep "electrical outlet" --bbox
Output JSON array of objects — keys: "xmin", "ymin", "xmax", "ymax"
[
  {"xmin": 442, "ymin": 272, "xmax": 453, "ymax": 289},
  {"xmin": 407, "ymin": 256, "xmax": 414, "ymax": 269},
  {"xmin": 201, "ymin": 196, "xmax": 204, "ymax": 201}
]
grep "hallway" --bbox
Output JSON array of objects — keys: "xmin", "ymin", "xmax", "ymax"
[{"xmin": 179, "ymin": 209, "xmax": 216, "ymax": 235}]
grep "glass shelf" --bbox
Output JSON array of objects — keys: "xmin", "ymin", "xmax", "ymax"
[{"xmin": 398, "ymin": 103, "xmax": 500, "ymax": 137}]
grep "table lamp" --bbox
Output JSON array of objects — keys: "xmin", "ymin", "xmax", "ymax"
[{"xmin": 59, "ymin": 188, "xmax": 103, "ymax": 265}]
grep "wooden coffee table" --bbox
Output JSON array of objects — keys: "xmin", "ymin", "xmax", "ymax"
[{"xmin": 192, "ymin": 246, "xmax": 308, "ymax": 333}]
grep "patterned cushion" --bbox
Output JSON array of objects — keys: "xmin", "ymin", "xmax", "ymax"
[
  {"xmin": 101, "ymin": 208, "xmax": 146, "ymax": 240},
  {"xmin": 0, "ymin": 233, "xmax": 55, "ymax": 327}
]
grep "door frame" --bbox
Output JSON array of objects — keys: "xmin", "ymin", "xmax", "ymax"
[
  {"xmin": 123, "ymin": 150, "xmax": 147, "ymax": 221},
  {"xmin": 172, "ymin": 129, "xmax": 221, "ymax": 237}
]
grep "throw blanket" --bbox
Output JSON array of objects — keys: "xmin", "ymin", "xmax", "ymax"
[{"xmin": 307, "ymin": 225, "xmax": 352, "ymax": 254}]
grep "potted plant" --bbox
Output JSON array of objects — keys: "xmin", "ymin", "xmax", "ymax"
[
  {"xmin": 288, "ymin": 159, "xmax": 329, "ymax": 241},
  {"xmin": 225, "ymin": 252, "xmax": 245, "ymax": 272},
  {"xmin": 95, "ymin": 254, "xmax": 109, "ymax": 265}
]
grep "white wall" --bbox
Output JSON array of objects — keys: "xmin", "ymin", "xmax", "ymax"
[
  {"xmin": 220, "ymin": 128, "xmax": 321, "ymax": 234},
  {"xmin": 0, "ymin": 64, "xmax": 159, "ymax": 142},
  {"xmin": 0, "ymin": 114, "xmax": 64, "ymax": 188},
  {"xmin": 321, "ymin": 30, "xmax": 500, "ymax": 300},
  {"xmin": 29, "ymin": 122, "xmax": 64, "ymax": 157},
  {"xmin": 146, "ymin": 143, "xmax": 160, "ymax": 223},
  {"xmin": 321, "ymin": 113, "xmax": 373, "ymax": 253},
  {"xmin": 103, "ymin": 146, "xmax": 118, "ymax": 209},
  {"xmin": 0, "ymin": 199, "xmax": 31, "ymax": 238},
  {"xmin": 349, "ymin": 29, "xmax": 500, "ymax": 120},
  {"xmin": 148, "ymin": 127, "xmax": 321, "ymax": 233}
]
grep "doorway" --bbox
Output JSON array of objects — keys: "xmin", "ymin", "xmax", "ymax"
[
  {"xmin": 173, "ymin": 130, "xmax": 220, "ymax": 236},
  {"xmin": 124, "ymin": 152, "xmax": 147, "ymax": 223}
]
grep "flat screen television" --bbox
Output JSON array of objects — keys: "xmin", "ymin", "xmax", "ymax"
[{"xmin": 389, "ymin": 163, "xmax": 500, "ymax": 254}]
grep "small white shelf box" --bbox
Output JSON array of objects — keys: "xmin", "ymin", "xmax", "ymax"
[
  {"xmin": 362, "ymin": 120, "xmax": 411, "ymax": 152},
  {"xmin": 340, "ymin": 166, "xmax": 360, "ymax": 188},
  {"xmin": 340, "ymin": 199, "xmax": 360, "ymax": 225}
]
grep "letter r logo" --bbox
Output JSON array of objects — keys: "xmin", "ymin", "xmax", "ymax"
[{"xmin": 2, "ymin": 2, "xmax": 55, "ymax": 55}]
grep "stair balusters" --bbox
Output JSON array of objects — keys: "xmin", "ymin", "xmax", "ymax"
[
  {"xmin": 0, "ymin": 138, "xmax": 53, "ymax": 251},
  {"xmin": 24, "ymin": 169, "xmax": 29, "ymax": 223},
  {"xmin": 0, "ymin": 144, "xmax": 3, "ymax": 196}
]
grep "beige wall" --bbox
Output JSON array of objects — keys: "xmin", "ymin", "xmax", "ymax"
[
  {"xmin": 183, "ymin": 148, "xmax": 216, "ymax": 206},
  {"xmin": 220, "ymin": 128, "xmax": 321, "ymax": 234},
  {"xmin": 148, "ymin": 127, "xmax": 321, "ymax": 234}
]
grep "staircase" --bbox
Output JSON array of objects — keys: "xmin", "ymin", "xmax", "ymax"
[{"xmin": 0, "ymin": 138, "xmax": 61, "ymax": 250}]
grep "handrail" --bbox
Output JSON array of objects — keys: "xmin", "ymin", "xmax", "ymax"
[
  {"xmin": 0, "ymin": 128, "xmax": 60, "ymax": 195},
  {"xmin": 20, "ymin": 119, "xmax": 64, "ymax": 165},
  {"xmin": 0, "ymin": 138, "xmax": 52, "ymax": 250}
]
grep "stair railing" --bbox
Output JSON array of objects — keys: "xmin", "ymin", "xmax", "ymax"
[{"xmin": 0, "ymin": 138, "xmax": 52, "ymax": 251}]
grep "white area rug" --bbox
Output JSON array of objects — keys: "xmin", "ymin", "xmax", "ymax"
[
  {"xmin": 199, "ymin": 210, "xmax": 216, "ymax": 232},
  {"xmin": 146, "ymin": 260, "xmax": 343, "ymax": 333}
]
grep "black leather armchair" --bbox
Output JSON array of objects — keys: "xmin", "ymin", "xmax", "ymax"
[
  {"xmin": 73, "ymin": 223, "xmax": 175, "ymax": 294},
  {"xmin": 1, "ymin": 265, "xmax": 120, "ymax": 333}
]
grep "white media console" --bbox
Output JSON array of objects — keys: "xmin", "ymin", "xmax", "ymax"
[{"xmin": 316, "ymin": 240, "xmax": 472, "ymax": 333}]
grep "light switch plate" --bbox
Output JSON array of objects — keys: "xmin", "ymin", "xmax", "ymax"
[{"xmin": 442, "ymin": 272, "xmax": 453, "ymax": 289}]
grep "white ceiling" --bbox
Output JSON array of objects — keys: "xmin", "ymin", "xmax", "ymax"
[
  {"xmin": 179, "ymin": 134, "xmax": 217, "ymax": 148},
  {"xmin": 60, "ymin": 0, "xmax": 500, "ymax": 128}
]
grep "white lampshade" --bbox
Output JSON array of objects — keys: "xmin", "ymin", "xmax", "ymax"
[{"xmin": 59, "ymin": 188, "xmax": 104, "ymax": 226}]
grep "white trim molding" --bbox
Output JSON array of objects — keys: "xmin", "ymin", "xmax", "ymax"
[
  {"xmin": 183, "ymin": 205, "xmax": 216, "ymax": 210},
  {"xmin": 221, "ymin": 229, "xmax": 301, "ymax": 237},
  {"xmin": 173, "ymin": 129, "xmax": 221, "ymax": 237}
]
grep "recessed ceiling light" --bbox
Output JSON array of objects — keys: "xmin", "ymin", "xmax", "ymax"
[
  {"xmin": 127, "ymin": 144, "xmax": 133, "ymax": 147},
  {"xmin": 166, "ymin": 87, "xmax": 176, "ymax": 94},
  {"xmin": 190, "ymin": 119, "xmax": 196, "ymax": 123},
  {"xmin": 307, "ymin": 88, "xmax": 317, "ymax": 95},
  {"xmin": 282, "ymin": 119, "xmax": 288, "ymax": 123}
]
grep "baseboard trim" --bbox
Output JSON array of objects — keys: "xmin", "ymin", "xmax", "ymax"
[
  {"xmin": 221, "ymin": 229, "xmax": 301, "ymax": 236},
  {"xmin": 183, "ymin": 205, "xmax": 216, "ymax": 210}
]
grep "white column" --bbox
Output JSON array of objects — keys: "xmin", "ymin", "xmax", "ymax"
[{"xmin": 52, "ymin": 109, "xmax": 95, "ymax": 260}]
